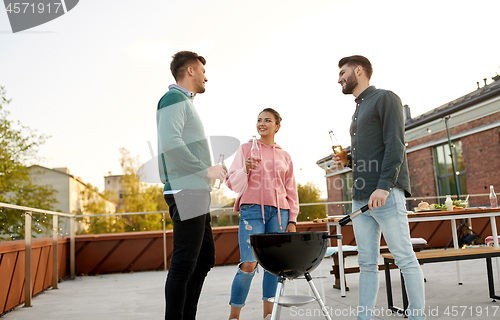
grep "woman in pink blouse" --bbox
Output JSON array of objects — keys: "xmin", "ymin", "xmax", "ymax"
[{"xmin": 226, "ymin": 108, "xmax": 299, "ymax": 320}]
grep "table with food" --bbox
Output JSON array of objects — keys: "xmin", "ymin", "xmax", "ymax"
[
  {"xmin": 413, "ymin": 199, "xmax": 468, "ymax": 212},
  {"xmin": 318, "ymin": 199, "xmax": 500, "ymax": 297}
]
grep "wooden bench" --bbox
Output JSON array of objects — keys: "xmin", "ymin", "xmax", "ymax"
[
  {"xmin": 330, "ymin": 240, "xmax": 428, "ymax": 291},
  {"xmin": 383, "ymin": 247, "xmax": 500, "ymax": 314}
]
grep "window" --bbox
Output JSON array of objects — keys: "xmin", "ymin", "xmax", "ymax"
[{"xmin": 434, "ymin": 140, "xmax": 467, "ymax": 201}]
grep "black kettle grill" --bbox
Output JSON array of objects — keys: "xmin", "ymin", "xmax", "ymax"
[{"xmin": 251, "ymin": 231, "xmax": 340, "ymax": 320}]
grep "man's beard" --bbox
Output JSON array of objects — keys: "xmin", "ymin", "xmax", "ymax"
[{"xmin": 342, "ymin": 73, "xmax": 358, "ymax": 94}]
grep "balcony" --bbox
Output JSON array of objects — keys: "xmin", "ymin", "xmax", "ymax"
[
  {"xmin": 1, "ymin": 201, "xmax": 500, "ymax": 319},
  {"xmin": 2, "ymin": 254, "xmax": 498, "ymax": 319}
]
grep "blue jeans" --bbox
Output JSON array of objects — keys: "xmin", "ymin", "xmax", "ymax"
[
  {"xmin": 230, "ymin": 204, "xmax": 289, "ymax": 308},
  {"xmin": 352, "ymin": 188, "xmax": 425, "ymax": 320}
]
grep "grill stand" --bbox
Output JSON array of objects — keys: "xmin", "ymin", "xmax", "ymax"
[{"xmin": 270, "ymin": 272, "xmax": 333, "ymax": 320}]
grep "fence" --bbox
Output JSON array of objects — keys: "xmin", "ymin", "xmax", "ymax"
[
  {"xmin": 0, "ymin": 203, "xmax": 72, "ymax": 310},
  {"xmin": 1, "ymin": 194, "xmax": 497, "ymax": 314},
  {"xmin": 0, "ymin": 200, "xmax": 334, "ymax": 315}
]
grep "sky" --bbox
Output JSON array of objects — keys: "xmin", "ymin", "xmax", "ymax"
[{"xmin": 1, "ymin": 0, "xmax": 499, "ymax": 198}]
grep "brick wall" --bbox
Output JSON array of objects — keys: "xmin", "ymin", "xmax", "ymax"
[
  {"xmin": 462, "ymin": 128, "xmax": 500, "ymax": 207},
  {"xmin": 406, "ymin": 111, "xmax": 500, "ymax": 207},
  {"xmin": 407, "ymin": 147, "xmax": 439, "ymax": 209},
  {"xmin": 326, "ymin": 171, "xmax": 345, "ymax": 216},
  {"xmin": 407, "ymin": 111, "xmax": 500, "ymax": 149}
]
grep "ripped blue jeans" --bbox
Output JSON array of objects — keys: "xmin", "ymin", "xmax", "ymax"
[{"xmin": 229, "ymin": 204, "xmax": 289, "ymax": 308}]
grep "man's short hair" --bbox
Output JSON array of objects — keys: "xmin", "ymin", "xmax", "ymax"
[
  {"xmin": 338, "ymin": 55, "xmax": 373, "ymax": 79},
  {"xmin": 170, "ymin": 51, "xmax": 206, "ymax": 81}
]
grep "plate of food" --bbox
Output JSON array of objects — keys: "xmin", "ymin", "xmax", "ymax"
[
  {"xmin": 414, "ymin": 201, "xmax": 457, "ymax": 212},
  {"xmin": 414, "ymin": 200, "xmax": 468, "ymax": 212},
  {"xmin": 451, "ymin": 200, "xmax": 468, "ymax": 210},
  {"xmin": 414, "ymin": 202, "xmax": 443, "ymax": 212}
]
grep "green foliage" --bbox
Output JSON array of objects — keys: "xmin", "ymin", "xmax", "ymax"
[
  {"xmin": 76, "ymin": 183, "xmax": 116, "ymax": 235},
  {"xmin": 210, "ymin": 187, "xmax": 236, "ymax": 226},
  {"xmin": 217, "ymin": 214, "xmax": 231, "ymax": 227},
  {"xmin": 0, "ymin": 86, "xmax": 58, "ymax": 240},
  {"xmin": 76, "ymin": 148, "xmax": 172, "ymax": 235},
  {"xmin": 297, "ymin": 181, "xmax": 325, "ymax": 221},
  {"xmin": 210, "ymin": 187, "xmax": 235, "ymax": 206},
  {"xmin": 118, "ymin": 148, "xmax": 172, "ymax": 231}
]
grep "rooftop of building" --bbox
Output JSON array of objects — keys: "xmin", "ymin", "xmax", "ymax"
[
  {"xmin": 2, "ymin": 254, "xmax": 497, "ymax": 320},
  {"xmin": 405, "ymin": 74, "xmax": 500, "ymax": 130}
]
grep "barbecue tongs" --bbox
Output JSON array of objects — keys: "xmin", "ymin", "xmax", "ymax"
[{"xmin": 338, "ymin": 205, "xmax": 369, "ymax": 226}]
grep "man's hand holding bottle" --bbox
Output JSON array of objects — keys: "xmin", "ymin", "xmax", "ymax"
[{"xmin": 207, "ymin": 164, "xmax": 227, "ymax": 184}]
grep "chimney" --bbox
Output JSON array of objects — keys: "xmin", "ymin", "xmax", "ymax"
[
  {"xmin": 477, "ymin": 81, "xmax": 480, "ymax": 89},
  {"xmin": 493, "ymin": 74, "xmax": 500, "ymax": 82},
  {"xmin": 484, "ymin": 78, "xmax": 488, "ymax": 86},
  {"xmin": 403, "ymin": 104, "xmax": 412, "ymax": 122}
]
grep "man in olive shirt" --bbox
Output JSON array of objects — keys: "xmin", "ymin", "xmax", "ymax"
[{"xmin": 334, "ymin": 55, "xmax": 425, "ymax": 320}]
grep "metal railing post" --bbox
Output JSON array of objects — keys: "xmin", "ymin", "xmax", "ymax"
[
  {"xmin": 24, "ymin": 211, "xmax": 32, "ymax": 307},
  {"xmin": 52, "ymin": 215, "xmax": 59, "ymax": 289},
  {"xmin": 163, "ymin": 212, "xmax": 167, "ymax": 271},
  {"xmin": 70, "ymin": 216, "xmax": 75, "ymax": 278}
]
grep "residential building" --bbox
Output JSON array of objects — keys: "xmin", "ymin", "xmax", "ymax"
[
  {"xmin": 28, "ymin": 165, "xmax": 116, "ymax": 215},
  {"xmin": 104, "ymin": 175, "xmax": 124, "ymax": 211}
]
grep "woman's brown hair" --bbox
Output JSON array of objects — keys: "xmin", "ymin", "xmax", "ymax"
[{"xmin": 259, "ymin": 108, "xmax": 282, "ymax": 125}]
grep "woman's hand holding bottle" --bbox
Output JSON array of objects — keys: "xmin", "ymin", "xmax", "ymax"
[
  {"xmin": 245, "ymin": 135, "xmax": 261, "ymax": 173},
  {"xmin": 244, "ymin": 156, "xmax": 261, "ymax": 173}
]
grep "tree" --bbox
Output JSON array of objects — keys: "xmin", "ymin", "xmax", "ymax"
[
  {"xmin": 297, "ymin": 181, "xmax": 325, "ymax": 221},
  {"xmin": 118, "ymin": 148, "xmax": 172, "ymax": 231},
  {"xmin": 0, "ymin": 86, "xmax": 58, "ymax": 240},
  {"xmin": 210, "ymin": 187, "xmax": 235, "ymax": 206},
  {"xmin": 76, "ymin": 149, "xmax": 172, "ymax": 235},
  {"xmin": 210, "ymin": 187, "xmax": 236, "ymax": 226},
  {"xmin": 77, "ymin": 183, "xmax": 116, "ymax": 235}
]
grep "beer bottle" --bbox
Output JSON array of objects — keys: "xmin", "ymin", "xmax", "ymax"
[
  {"xmin": 213, "ymin": 154, "xmax": 225, "ymax": 190},
  {"xmin": 250, "ymin": 136, "xmax": 261, "ymax": 161},
  {"xmin": 490, "ymin": 185, "xmax": 498, "ymax": 209}
]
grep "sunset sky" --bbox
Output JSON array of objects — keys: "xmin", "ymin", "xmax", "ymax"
[{"xmin": 1, "ymin": 0, "xmax": 499, "ymax": 197}]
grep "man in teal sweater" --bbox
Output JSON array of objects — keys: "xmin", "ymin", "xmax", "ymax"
[{"xmin": 157, "ymin": 51, "xmax": 226, "ymax": 320}]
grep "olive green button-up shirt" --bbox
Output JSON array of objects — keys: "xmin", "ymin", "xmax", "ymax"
[{"xmin": 349, "ymin": 86, "xmax": 411, "ymax": 200}]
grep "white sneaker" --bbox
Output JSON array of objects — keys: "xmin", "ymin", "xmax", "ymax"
[{"xmin": 264, "ymin": 315, "xmax": 272, "ymax": 320}]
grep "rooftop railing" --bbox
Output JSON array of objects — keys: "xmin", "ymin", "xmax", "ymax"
[
  {"xmin": 0, "ymin": 193, "xmax": 497, "ymax": 312},
  {"xmin": 0, "ymin": 199, "xmax": 341, "ymax": 311},
  {"xmin": 0, "ymin": 203, "xmax": 72, "ymax": 308}
]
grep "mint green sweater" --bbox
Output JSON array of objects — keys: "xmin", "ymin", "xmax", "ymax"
[{"xmin": 156, "ymin": 87, "xmax": 211, "ymax": 192}]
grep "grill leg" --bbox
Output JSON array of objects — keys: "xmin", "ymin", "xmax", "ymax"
[
  {"xmin": 271, "ymin": 276, "xmax": 285, "ymax": 320},
  {"xmin": 305, "ymin": 273, "xmax": 333, "ymax": 320}
]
